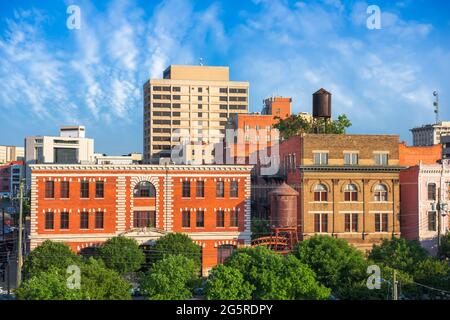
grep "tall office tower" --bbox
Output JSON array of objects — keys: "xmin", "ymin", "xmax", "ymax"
[{"xmin": 143, "ymin": 65, "xmax": 249, "ymax": 164}]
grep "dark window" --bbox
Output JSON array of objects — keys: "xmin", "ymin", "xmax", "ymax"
[
  {"xmin": 95, "ymin": 211, "xmax": 104, "ymax": 229},
  {"xmin": 134, "ymin": 181, "xmax": 156, "ymax": 198},
  {"xmin": 172, "ymin": 86, "xmax": 181, "ymax": 92},
  {"xmin": 196, "ymin": 211, "xmax": 205, "ymax": 228},
  {"xmin": 428, "ymin": 211, "xmax": 437, "ymax": 231},
  {"xmin": 230, "ymin": 181, "xmax": 238, "ymax": 198},
  {"xmin": 45, "ymin": 181, "xmax": 54, "ymax": 198},
  {"xmin": 314, "ymin": 214, "xmax": 328, "ymax": 233},
  {"xmin": 196, "ymin": 181, "xmax": 205, "ymax": 197},
  {"xmin": 45, "ymin": 212, "xmax": 54, "ymax": 230},
  {"xmin": 173, "ymin": 95, "xmax": 181, "ymax": 100},
  {"xmin": 60, "ymin": 181, "xmax": 69, "ymax": 199},
  {"xmin": 375, "ymin": 213, "xmax": 389, "ymax": 232},
  {"xmin": 216, "ymin": 181, "xmax": 225, "ymax": 198},
  {"xmin": 218, "ymin": 245, "xmax": 234, "ymax": 264},
  {"xmin": 219, "ymin": 105, "xmax": 228, "ymax": 110},
  {"xmin": 182, "ymin": 211, "xmax": 190, "ymax": 228},
  {"xmin": 133, "ymin": 211, "xmax": 156, "ymax": 228},
  {"xmin": 216, "ymin": 211, "xmax": 225, "ymax": 227},
  {"xmin": 80, "ymin": 212, "xmax": 89, "ymax": 229},
  {"xmin": 344, "ymin": 184, "xmax": 358, "ymax": 201},
  {"xmin": 428, "ymin": 184, "xmax": 436, "ymax": 201},
  {"xmin": 182, "ymin": 181, "xmax": 191, "ymax": 198},
  {"xmin": 219, "ymin": 88, "xmax": 228, "ymax": 93},
  {"xmin": 345, "ymin": 214, "xmax": 358, "ymax": 232},
  {"xmin": 314, "ymin": 184, "xmax": 328, "ymax": 202},
  {"xmin": 60, "ymin": 212, "xmax": 69, "ymax": 230},
  {"xmin": 230, "ymin": 210, "xmax": 238, "ymax": 227},
  {"xmin": 219, "ymin": 96, "xmax": 228, "ymax": 102},
  {"xmin": 54, "ymin": 148, "xmax": 78, "ymax": 164},
  {"xmin": 198, "ymin": 95, "xmax": 203, "ymax": 101},
  {"xmin": 95, "ymin": 181, "xmax": 104, "ymax": 198},
  {"xmin": 80, "ymin": 181, "xmax": 89, "ymax": 199}
]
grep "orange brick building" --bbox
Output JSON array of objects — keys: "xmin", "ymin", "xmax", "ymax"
[
  {"xmin": 398, "ymin": 141, "xmax": 442, "ymax": 167},
  {"xmin": 29, "ymin": 164, "xmax": 252, "ymax": 275}
]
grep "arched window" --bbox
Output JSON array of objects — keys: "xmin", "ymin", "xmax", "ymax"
[
  {"xmin": 134, "ymin": 181, "xmax": 156, "ymax": 198},
  {"xmin": 314, "ymin": 184, "xmax": 328, "ymax": 202},
  {"xmin": 374, "ymin": 184, "xmax": 388, "ymax": 202},
  {"xmin": 344, "ymin": 184, "xmax": 358, "ymax": 201}
]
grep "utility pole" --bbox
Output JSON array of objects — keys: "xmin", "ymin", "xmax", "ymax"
[
  {"xmin": 392, "ymin": 270, "xmax": 399, "ymax": 300},
  {"xmin": 437, "ymin": 186, "xmax": 442, "ymax": 250},
  {"xmin": 16, "ymin": 179, "xmax": 24, "ymax": 288}
]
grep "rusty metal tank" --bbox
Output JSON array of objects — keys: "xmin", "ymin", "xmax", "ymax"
[
  {"xmin": 312, "ymin": 88, "xmax": 332, "ymax": 119},
  {"xmin": 268, "ymin": 183, "xmax": 299, "ymax": 228}
]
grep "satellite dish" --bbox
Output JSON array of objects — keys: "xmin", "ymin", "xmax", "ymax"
[{"xmin": 433, "ymin": 91, "xmax": 438, "ymax": 96}]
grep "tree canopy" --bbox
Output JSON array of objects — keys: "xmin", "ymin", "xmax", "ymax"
[
  {"xmin": 205, "ymin": 265, "xmax": 254, "ymax": 300},
  {"xmin": 139, "ymin": 255, "xmax": 199, "ymax": 300},
  {"xmin": 222, "ymin": 246, "xmax": 330, "ymax": 300},
  {"xmin": 98, "ymin": 236, "xmax": 145, "ymax": 274},
  {"xmin": 292, "ymin": 235, "xmax": 369, "ymax": 299},
  {"xmin": 147, "ymin": 233, "xmax": 202, "ymax": 268},
  {"xmin": 273, "ymin": 114, "xmax": 352, "ymax": 139}
]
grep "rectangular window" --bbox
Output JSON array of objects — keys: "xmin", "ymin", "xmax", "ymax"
[
  {"xmin": 313, "ymin": 152, "xmax": 328, "ymax": 165},
  {"xmin": 375, "ymin": 213, "xmax": 389, "ymax": 232},
  {"xmin": 230, "ymin": 210, "xmax": 238, "ymax": 227},
  {"xmin": 314, "ymin": 214, "xmax": 328, "ymax": 233},
  {"xmin": 60, "ymin": 212, "xmax": 69, "ymax": 230},
  {"xmin": 95, "ymin": 211, "xmax": 104, "ymax": 229},
  {"xmin": 428, "ymin": 211, "xmax": 437, "ymax": 231},
  {"xmin": 60, "ymin": 181, "xmax": 69, "ymax": 199},
  {"xmin": 95, "ymin": 181, "xmax": 104, "ymax": 198},
  {"xmin": 182, "ymin": 211, "xmax": 191, "ymax": 228},
  {"xmin": 45, "ymin": 212, "xmax": 54, "ymax": 230},
  {"xmin": 374, "ymin": 153, "xmax": 389, "ymax": 166},
  {"xmin": 216, "ymin": 211, "xmax": 225, "ymax": 228},
  {"xmin": 230, "ymin": 181, "xmax": 238, "ymax": 198},
  {"xmin": 216, "ymin": 181, "xmax": 225, "ymax": 198},
  {"xmin": 80, "ymin": 212, "xmax": 89, "ymax": 229},
  {"xmin": 196, "ymin": 211, "xmax": 205, "ymax": 228},
  {"xmin": 80, "ymin": 181, "xmax": 89, "ymax": 199},
  {"xmin": 345, "ymin": 214, "xmax": 358, "ymax": 232},
  {"xmin": 344, "ymin": 153, "xmax": 358, "ymax": 165},
  {"xmin": 196, "ymin": 181, "xmax": 204, "ymax": 198},
  {"xmin": 45, "ymin": 181, "xmax": 54, "ymax": 198},
  {"xmin": 133, "ymin": 211, "xmax": 156, "ymax": 228},
  {"xmin": 427, "ymin": 184, "xmax": 436, "ymax": 201},
  {"xmin": 182, "ymin": 181, "xmax": 191, "ymax": 198}
]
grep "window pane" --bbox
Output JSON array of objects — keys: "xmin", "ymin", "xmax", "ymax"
[
  {"xmin": 428, "ymin": 211, "xmax": 437, "ymax": 231},
  {"xmin": 345, "ymin": 214, "xmax": 350, "ymax": 232},
  {"xmin": 95, "ymin": 212, "xmax": 104, "ymax": 229},
  {"xmin": 80, "ymin": 212, "xmax": 89, "ymax": 229},
  {"xmin": 216, "ymin": 181, "xmax": 225, "ymax": 198},
  {"xmin": 80, "ymin": 181, "xmax": 89, "ymax": 198},
  {"xmin": 60, "ymin": 212, "xmax": 69, "ymax": 229},
  {"xmin": 216, "ymin": 211, "xmax": 225, "ymax": 227},
  {"xmin": 182, "ymin": 181, "xmax": 191, "ymax": 198},
  {"xmin": 230, "ymin": 181, "xmax": 238, "ymax": 198},
  {"xmin": 382, "ymin": 214, "xmax": 389, "ymax": 232},
  {"xmin": 45, "ymin": 181, "xmax": 54, "ymax": 198},
  {"xmin": 314, "ymin": 214, "xmax": 320, "ymax": 232},
  {"xmin": 196, "ymin": 181, "xmax": 204, "ymax": 197},
  {"xmin": 375, "ymin": 214, "xmax": 381, "ymax": 232},
  {"xmin": 196, "ymin": 211, "xmax": 204, "ymax": 228},
  {"xmin": 321, "ymin": 214, "xmax": 328, "ymax": 233},
  {"xmin": 95, "ymin": 181, "xmax": 104, "ymax": 198},
  {"xmin": 352, "ymin": 214, "xmax": 358, "ymax": 232},
  {"xmin": 60, "ymin": 181, "xmax": 69, "ymax": 198},
  {"xmin": 230, "ymin": 210, "xmax": 238, "ymax": 227},
  {"xmin": 45, "ymin": 212, "xmax": 54, "ymax": 229},
  {"xmin": 182, "ymin": 211, "xmax": 190, "ymax": 228}
]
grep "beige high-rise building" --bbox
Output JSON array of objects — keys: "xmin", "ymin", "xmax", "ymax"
[
  {"xmin": 143, "ymin": 65, "xmax": 249, "ymax": 164},
  {"xmin": 0, "ymin": 145, "xmax": 24, "ymax": 164}
]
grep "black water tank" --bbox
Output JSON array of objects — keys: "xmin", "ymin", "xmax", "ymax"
[{"xmin": 313, "ymin": 88, "xmax": 332, "ymax": 119}]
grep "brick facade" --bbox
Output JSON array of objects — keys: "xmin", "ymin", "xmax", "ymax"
[
  {"xmin": 29, "ymin": 164, "xmax": 253, "ymax": 275},
  {"xmin": 398, "ymin": 142, "xmax": 442, "ymax": 167}
]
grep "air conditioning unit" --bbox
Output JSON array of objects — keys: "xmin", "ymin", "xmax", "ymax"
[{"xmin": 431, "ymin": 203, "xmax": 437, "ymax": 211}]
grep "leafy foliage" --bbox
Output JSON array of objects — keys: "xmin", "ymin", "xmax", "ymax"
[
  {"xmin": 251, "ymin": 218, "xmax": 271, "ymax": 240},
  {"xmin": 147, "ymin": 233, "xmax": 201, "ymax": 269},
  {"xmin": 205, "ymin": 265, "xmax": 254, "ymax": 300},
  {"xmin": 17, "ymin": 258, "xmax": 132, "ymax": 300},
  {"xmin": 292, "ymin": 235, "xmax": 368, "ymax": 299},
  {"xmin": 22, "ymin": 240, "xmax": 81, "ymax": 278},
  {"xmin": 223, "ymin": 246, "xmax": 330, "ymax": 300},
  {"xmin": 98, "ymin": 236, "xmax": 145, "ymax": 274},
  {"xmin": 139, "ymin": 255, "xmax": 199, "ymax": 300},
  {"xmin": 438, "ymin": 233, "xmax": 450, "ymax": 261},
  {"xmin": 368, "ymin": 238, "xmax": 428, "ymax": 274},
  {"xmin": 273, "ymin": 114, "xmax": 352, "ymax": 139}
]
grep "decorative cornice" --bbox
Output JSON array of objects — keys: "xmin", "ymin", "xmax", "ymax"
[
  {"xmin": 298, "ymin": 165, "xmax": 405, "ymax": 173},
  {"xmin": 29, "ymin": 164, "xmax": 254, "ymax": 172}
]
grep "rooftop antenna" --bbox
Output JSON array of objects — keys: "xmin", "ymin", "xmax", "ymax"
[
  {"xmin": 433, "ymin": 90, "xmax": 439, "ymax": 124},
  {"xmin": 199, "ymin": 58, "xmax": 204, "ymax": 66}
]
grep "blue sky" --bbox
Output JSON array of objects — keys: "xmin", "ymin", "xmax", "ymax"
[{"xmin": 0, "ymin": 0, "xmax": 449, "ymax": 155}]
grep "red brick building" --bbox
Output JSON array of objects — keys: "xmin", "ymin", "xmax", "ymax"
[
  {"xmin": 398, "ymin": 141, "xmax": 442, "ymax": 167},
  {"xmin": 29, "ymin": 164, "xmax": 252, "ymax": 274}
]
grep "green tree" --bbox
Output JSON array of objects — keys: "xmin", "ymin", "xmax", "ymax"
[
  {"xmin": 251, "ymin": 218, "xmax": 271, "ymax": 240},
  {"xmin": 205, "ymin": 265, "xmax": 254, "ymax": 300},
  {"xmin": 438, "ymin": 233, "xmax": 450, "ymax": 261},
  {"xmin": 139, "ymin": 255, "xmax": 199, "ymax": 300},
  {"xmin": 273, "ymin": 113, "xmax": 352, "ymax": 139},
  {"xmin": 292, "ymin": 235, "xmax": 368, "ymax": 298},
  {"xmin": 224, "ymin": 246, "xmax": 330, "ymax": 300},
  {"xmin": 147, "ymin": 233, "xmax": 201, "ymax": 268},
  {"xmin": 16, "ymin": 267, "xmax": 83, "ymax": 300},
  {"xmin": 368, "ymin": 238, "xmax": 428, "ymax": 274},
  {"xmin": 98, "ymin": 236, "xmax": 145, "ymax": 274},
  {"xmin": 17, "ymin": 258, "xmax": 132, "ymax": 300},
  {"xmin": 22, "ymin": 240, "xmax": 81, "ymax": 278}
]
